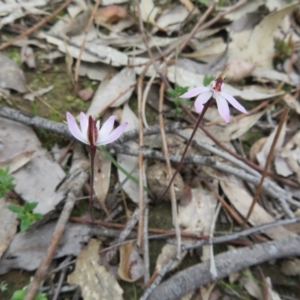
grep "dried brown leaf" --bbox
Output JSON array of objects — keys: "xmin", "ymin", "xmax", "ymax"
[
  {"xmin": 20, "ymin": 46, "xmax": 36, "ymax": 68},
  {"xmin": 68, "ymin": 239, "xmax": 123, "ymax": 300},
  {"xmin": 0, "ymin": 53, "xmax": 26, "ymax": 93},
  {"xmin": 229, "ymin": 2, "xmax": 299, "ymax": 70},
  {"xmin": 78, "ymin": 88, "xmax": 94, "ymax": 101},
  {"xmin": 95, "ymin": 5, "xmax": 127, "ymax": 24},
  {"xmin": 239, "ymin": 270, "xmax": 262, "ymax": 300},
  {"xmin": 0, "ymin": 222, "xmax": 91, "ymax": 275},
  {"xmin": 93, "ymin": 149, "xmax": 111, "ymax": 217},
  {"xmin": 0, "ymin": 198, "xmax": 18, "ymax": 259},
  {"xmin": 249, "ymin": 137, "xmax": 267, "ymax": 163},
  {"xmin": 225, "ymin": 59, "xmax": 256, "ymax": 82},
  {"xmin": 220, "ymin": 175, "xmax": 296, "ymax": 240},
  {"xmin": 87, "ymin": 67, "xmax": 135, "ymax": 116},
  {"xmin": 140, "ymin": 0, "xmax": 159, "ymax": 24},
  {"xmin": 281, "ymin": 131, "xmax": 300, "ymax": 184},
  {"xmin": 281, "ymin": 258, "xmax": 300, "ymax": 276},
  {"xmin": 155, "ymin": 244, "xmax": 187, "ymax": 273},
  {"xmin": 147, "ymin": 162, "xmax": 184, "ymax": 201},
  {"xmin": 256, "ymin": 122, "xmax": 287, "ymax": 167},
  {"xmin": 65, "ymin": 9, "xmax": 91, "ymax": 36},
  {"xmin": 118, "ymin": 241, "xmax": 144, "ymax": 282},
  {"xmin": 117, "ymin": 104, "xmax": 139, "ymax": 203},
  {"xmin": 283, "ymin": 93, "xmax": 300, "ymax": 114},
  {"xmin": 207, "ymin": 112, "xmax": 264, "ymax": 142},
  {"xmin": 0, "ymin": 151, "xmax": 34, "ymax": 174},
  {"xmin": 0, "ymin": 118, "xmax": 65, "ymax": 214}
]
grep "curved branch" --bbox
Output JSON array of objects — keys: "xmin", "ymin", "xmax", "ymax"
[{"xmin": 147, "ymin": 236, "xmax": 300, "ymax": 300}]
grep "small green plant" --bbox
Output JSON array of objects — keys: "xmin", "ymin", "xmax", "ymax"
[
  {"xmin": 8, "ymin": 202, "xmax": 43, "ymax": 232},
  {"xmin": 167, "ymin": 83, "xmax": 189, "ymax": 114},
  {"xmin": 195, "ymin": 0, "xmax": 208, "ymax": 5},
  {"xmin": 12, "ymin": 290, "xmax": 47, "ymax": 300},
  {"xmin": 6, "ymin": 49, "xmax": 21, "ymax": 65},
  {"xmin": 203, "ymin": 75, "xmax": 215, "ymax": 87},
  {"xmin": 0, "ymin": 167, "xmax": 14, "ymax": 198},
  {"xmin": 274, "ymin": 38, "xmax": 293, "ymax": 63},
  {"xmin": 0, "ymin": 281, "xmax": 8, "ymax": 292}
]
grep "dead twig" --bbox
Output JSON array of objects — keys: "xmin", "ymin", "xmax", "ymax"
[
  {"xmin": 177, "ymin": 4, "xmax": 215, "ymax": 55},
  {"xmin": 142, "ymin": 217, "xmax": 300, "ymax": 300},
  {"xmin": 136, "ymin": 68, "xmax": 147, "ymax": 249},
  {"xmin": 52, "ymin": 256, "xmax": 73, "ymax": 300},
  {"xmin": 111, "ymin": 144, "xmax": 295, "ymax": 217},
  {"xmin": 0, "ymin": 105, "xmax": 182, "ymax": 145},
  {"xmin": 202, "ymin": 179, "xmax": 266, "ymax": 243},
  {"xmin": 0, "ymin": 105, "xmax": 71, "ymax": 138},
  {"xmin": 70, "ymin": 216, "xmax": 208, "ymax": 239},
  {"xmin": 158, "ymin": 80, "xmax": 181, "ymax": 258},
  {"xmin": 104, "ymin": 208, "xmax": 140, "ymax": 263},
  {"xmin": 24, "ymin": 147, "xmax": 88, "ymax": 300},
  {"xmin": 73, "ymin": 0, "xmax": 101, "ymax": 93},
  {"xmin": 245, "ymin": 107, "xmax": 290, "ymax": 223}
]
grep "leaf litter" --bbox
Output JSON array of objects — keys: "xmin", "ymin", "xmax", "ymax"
[{"xmin": 0, "ymin": 0, "xmax": 300, "ymax": 299}]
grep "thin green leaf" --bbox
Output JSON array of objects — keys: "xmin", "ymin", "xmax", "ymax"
[
  {"xmin": 12, "ymin": 290, "xmax": 26, "ymax": 300},
  {"xmin": 99, "ymin": 146, "xmax": 152, "ymax": 196},
  {"xmin": 20, "ymin": 217, "xmax": 31, "ymax": 232},
  {"xmin": 24, "ymin": 202, "xmax": 38, "ymax": 213},
  {"xmin": 8, "ymin": 204, "xmax": 23, "ymax": 214}
]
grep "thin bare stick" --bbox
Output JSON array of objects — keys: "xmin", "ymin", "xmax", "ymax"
[
  {"xmin": 177, "ymin": 4, "xmax": 215, "ymax": 54},
  {"xmin": 142, "ymin": 217, "xmax": 300, "ymax": 300},
  {"xmin": 143, "ymin": 202, "xmax": 150, "ymax": 283},
  {"xmin": 203, "ymin": 179, "xmax": 244, "ymax": 224},
  {"xmin": 112, "ymin": 144, "xmax": 295, "ymax": 217},
  {"xmin": 208, "ymin": 202, "xmax": 221, "ymax": 278},
  {"xmin": 136, "ymin": 0, "xmax": 247, "ymax": 69},
  {"xmin": 0, "ymin": 0, "xmax": 73, "ymax": 50},
  {"xmin": 245, "ymin": 108, "xmax": 290, "ymax": 222},
  {"xmin": 142, "ymin": 73, "xmax": 157, "ymax": 129},
  {"xmin": 136, "ymin": 0, "xmax": 171, "ymax": 89},
  {"xmin": 137, "ymin": 67, "xmax": 146, "ymax": 249},
  {"xmin": 71, "ymin": 216, "xmax": 208, "ymax": 239},
  {"xmin": 24, "ymin": 147, "xmax": 88, "ymax": 300},
  {"xmin": 73, "ymin": 0, "xmax": 101, "ymax": 92},
  {"xmin": 104, "ymin": 208, "xmax": 140, "ymax": 263},
  {"xmin": 158, "ymin": 81, "xmax": 181, "ymax": 258}
]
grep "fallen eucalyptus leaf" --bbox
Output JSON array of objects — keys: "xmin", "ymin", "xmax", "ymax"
[
  {"xmin": 0, "ymin": 198, "xmax": 18, "ymax": 259},
  {"xmin": 0, "ymin": 53, "xmax": 26, "ymax": 93},
  {"xmin": 118, "ymin": 241, "xmax": 144, "ymax": 282},
  {"xmin": 0, "ymin": 222, "xmax": 91, "ymax": 275},
  {"xmin": 68, "ymin": 239, "xmax": 123, "ymax": 300}
]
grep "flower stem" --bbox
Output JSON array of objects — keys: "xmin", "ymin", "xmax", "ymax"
[
  {"xmin": 89, "ymin": 145, "xmax": 96, "ymax": 221},
  {"xmin": 157, "ymin": 98, "xmax": 213, "ymax": 203}
]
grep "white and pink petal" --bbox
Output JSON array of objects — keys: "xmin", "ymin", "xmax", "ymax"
[
  {"xmin": 99, "ymin": 116, "xmax": 115, "ymax": 140},
  {"xmin": 194, "ymin": 91, "xmax": 213, "ymax": 113},
  {"xmin": 215, "ymin": 94, "xmax": 230, "ymax": 123},
  {"xmin": 97, "ymin": 122, "xmax": 128, "ymax": 145},
  {"xmin": 66, "ymin": 112, "xmax": 89, "ymax": 144},
  {"xmin": 79, "ymin": 112, "xmax": 88, "ymax": 135},
  {"xmin": 220, "ymin": 91, "xmax": 247, "ymax": 114},
  {"xmin": 180, "ymin": 87, "xmax": 211, "ymax": 98}
]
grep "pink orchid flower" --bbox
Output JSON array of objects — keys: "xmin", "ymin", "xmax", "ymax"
[
  {"xmin": 180, "ymin": 78, "xmax": 247, "ymax": 123},
  {"xmin": 66, "ymin": 112, "xmax": 128, "ymax": 146}
]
